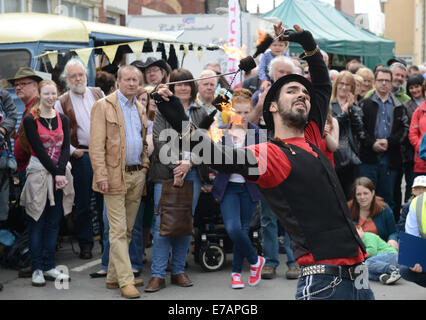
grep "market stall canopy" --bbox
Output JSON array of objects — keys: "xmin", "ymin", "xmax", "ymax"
[
  {"xmin": 0, "ymin": 12, "xmax": 89, "ymax": 44},
  {"xmin": 0, "ymin": 13, "xmax": 178, "ymax": 45},
  {"xmin": 263, "ymin": 0, "xmax": 395, "ymax": 69}
]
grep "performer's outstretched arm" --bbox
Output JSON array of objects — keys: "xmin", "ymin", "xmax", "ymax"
[{"xmin": 150, "ymin": 90, "xmax": 260, "ymax": 179}]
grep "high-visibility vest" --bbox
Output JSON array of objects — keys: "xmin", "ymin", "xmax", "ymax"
[{"xmin": 411, "ymin": 193, "xmax": 426, "ymax": 239}]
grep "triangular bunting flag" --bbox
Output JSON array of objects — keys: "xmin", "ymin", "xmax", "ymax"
[
  {"xmin": 74, "ymin": 48, "xmax": 93, "ymax": 67},
  {"xmin": 102, "ymin": 44, "xmax": 119, "ymax": 64},
  {"xmin": 152, "ymin": 41, "xmax": 158, "ymax": 52},
  {"xmin": 129, "ymin": 41, "xmax": 145, "ymax": 59},
  {"xmin": 47, "ymin": 51, "xmax": 58, "ymax": 69},
  {"xmin": 197, "ymin": 47, "xmax": 204, "ymax": 61},
  {"xmin": 183, "ymin": 44, "xmax": 189, "ymax": 56},
  {"xmin": 164, "ymin": 43, "xmax": 170, "ymax": 60}
]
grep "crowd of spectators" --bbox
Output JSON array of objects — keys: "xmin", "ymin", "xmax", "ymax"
[{"xmin": 1, "ymin": 35, "xmax": 426, "ymax": 296}]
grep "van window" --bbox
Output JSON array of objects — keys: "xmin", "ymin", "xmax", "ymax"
[{"xmin": 0, "ymin": 49, "xmax": 31, "ymax": 88}]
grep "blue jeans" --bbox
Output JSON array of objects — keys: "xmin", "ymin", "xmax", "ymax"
[
  {"xmin": 101, "ymin": 199, "xmax": 146, "ymax": 271},
  {"xmin": 296, "ymin": 266, "xmax": 375, "ymax": 300},
  {"xmin": 365, "ymin": 252, "xmax": 398, "ymax": 281},
  {"xmin": 278, "ymin": 224, "xmax": 297, "ymax": 267},
  {"xmin": 27, "ymin": 189, "xmax": 63, "ymax": 272},
  {"xmin": 72, "ymin": 153, "xmax": 99, "ymax": 250},
  {"xmin": 400, "ymin": 265, "xmax": 426, "ymax": 288},
  {"xmin": 261, "ymin": 199, "xmax": 297, "ymax": 268},
  {"xmin": 359, "ymin": 153, "xmax": 398, "ymax": 211},
  {"xmin": 151, "ymin": 168, "xmax": 201, "ymax": 278},
  {"xmin": 220, "ymin": 182, "xmax": 258, "ymax": 273},
  {"xmin": 260, "ymin": 199, "xmax": 279, "ymax": 268}
]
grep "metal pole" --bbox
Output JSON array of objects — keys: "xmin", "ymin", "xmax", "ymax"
[{"xmin": 165, "ymin": 71, "xmax": 239, "ymax": 85}]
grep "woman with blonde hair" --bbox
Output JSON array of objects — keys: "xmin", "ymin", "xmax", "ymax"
[
  {"xmin": 353, "ymin": 74, "xmax": 364, "ymax": 103},
  {"xmin": 212, "ymin": 88, "xmax": 264, "ymax": 289},
  {"xmin": 356, "ymin": 67, "xmax": 374, "ymax": 98},
  {"xmin": 331, "ymin": 71, "xmax": 366, "ymax": 200},
  {"xmin": 21, "ymin": 80, "xmax": 73, "ymax": 287}
]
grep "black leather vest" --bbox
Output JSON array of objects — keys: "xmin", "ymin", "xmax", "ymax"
[{"xmin": 259, "ymin": 139, "xmax": 366, "ymax": 262}]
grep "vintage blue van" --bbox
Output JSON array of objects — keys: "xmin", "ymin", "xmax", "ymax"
[{"xmin": 0, "ymin": 12, "xmax": 178, "ymax": 117}]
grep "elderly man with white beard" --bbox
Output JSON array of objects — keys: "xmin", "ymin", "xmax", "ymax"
[{"xmin": 55, "ymin": 59, "xmax": 105, "ymax": 260}]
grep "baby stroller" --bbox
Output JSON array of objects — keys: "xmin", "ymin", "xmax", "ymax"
[{"xmin": 193, "ymin": 190, "xmax": 262, "ymax": 272}]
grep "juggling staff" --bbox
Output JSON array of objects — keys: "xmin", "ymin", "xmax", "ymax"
[
  {"xmin": 158, "ymin": 26, "xmax": 283, "ymax": 113},
  {"xmin": 164, "ymin": 55, "xmax": 257, "ymax": 86}
]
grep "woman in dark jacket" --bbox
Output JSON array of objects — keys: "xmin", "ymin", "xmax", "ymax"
[
  {"xmin": 145, "ymin": 68, "xmax": 206, "ymax": 292},
  {"xmin": 212, "ymin": 88, "xmax": 263, "ymax": 289},
  {"xmin": 330, "ymin": 71, "xmax": 366, "ymax": 200}
]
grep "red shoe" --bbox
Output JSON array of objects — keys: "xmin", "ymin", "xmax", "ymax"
[
  {"xmin": 249, "ymin": 256, "xmax": 265, "ymax": 287},
  {"xmin": 231, "ymin": 273, "xmax": 245, "ymax": 289}
]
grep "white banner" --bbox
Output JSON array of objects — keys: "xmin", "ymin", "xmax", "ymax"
[{"xmin": 227, "ymin": 0, "xmax": 242, "ymax": 88}]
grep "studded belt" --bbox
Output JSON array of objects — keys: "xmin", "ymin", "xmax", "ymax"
[{"xmin": 300, "ymin": 264, "xmax": 363, "ymax": 281}]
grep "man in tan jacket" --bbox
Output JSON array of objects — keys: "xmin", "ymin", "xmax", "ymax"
[{"xmin": 89, "ymin": 65, "xmax": 149, "ymax": 299}]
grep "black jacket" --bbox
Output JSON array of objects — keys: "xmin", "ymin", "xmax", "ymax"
[
  {"xmin": 331, "ymin": 100, "xmax": 366, "ymax": 169},
  {"xmin": 358, "ymin": 92, "xmax": 409, "ymax": 169},
  {"xmin": 0, "ymin": 89, "xmax": 18, "ymax": 138}
]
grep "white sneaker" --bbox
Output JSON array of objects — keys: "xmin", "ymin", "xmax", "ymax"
[
  {"xmin": 44, "ymin": 268, "xmax": 71, "ymax": 282},
  {"xmin": 386, "ymin": 269, "xmax": 401, "ymax": 285},
  {"xmin": 379, "ymin": 269, "xmax": 401, "ymax": 285},
  {"xmin": 32, "ymin": 269, "xmax": 46, "ymax": 287}
]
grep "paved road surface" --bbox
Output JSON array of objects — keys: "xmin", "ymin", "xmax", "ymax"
[{"xmin": 0, "ymin": 239, "xmax": 424, "ymax": 302}]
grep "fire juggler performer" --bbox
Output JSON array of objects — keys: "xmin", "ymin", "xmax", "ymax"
[{"xmin": 151, "ymin": 23, "xmax": 375, "ymax": 300}]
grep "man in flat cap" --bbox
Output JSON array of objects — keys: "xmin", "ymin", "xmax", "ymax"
[{"xmin": 9, "ymin": 67, "xmax": 43, "ymax": 173}]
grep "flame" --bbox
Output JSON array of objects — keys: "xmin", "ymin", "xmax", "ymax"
[
  {"xmin": 209, "ymin": 118, "xmax": 223, "ymax": 143},
  {"xmin": 222, "ymin": 43, "xmax": 247, "ymax": 61},
  {"xmin": 207, "ymin": 101, "xmax": 243, "ymax": 143},
  {"xmin": 257, "ymin": 30, "xmax": 268, "ymax": 46},
  {"xmin": 220, "ymin": 101, "xmax": 242, "ymax": 126}
]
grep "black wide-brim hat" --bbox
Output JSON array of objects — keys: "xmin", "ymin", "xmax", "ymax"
[
  {"xmin": 387, "ymin": 57, "xmax": 407, "ymax": 67},
  {"xmin": 263, "ymin": 74, "xmax": 313, "ymax": 132},
  {"xmin": 140, "ymin": 57, "xmax": 171, "ymax": 75}
]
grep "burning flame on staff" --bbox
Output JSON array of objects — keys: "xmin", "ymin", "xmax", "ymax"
[
  {"xmin": 208, "ymin": 100, "xmax": 243, "ymax": 143},
  {"xmin": 257, "ymin": 30, "xmax": 268, "ymax": 46},
  {"xmin": 222, "ymin": 43, "xmax": 248, "ymax": 61}
]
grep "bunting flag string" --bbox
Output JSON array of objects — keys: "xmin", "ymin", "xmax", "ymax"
[{"xmin": 33, "ymin": 39, "xmax": 219, "ymax": 66}]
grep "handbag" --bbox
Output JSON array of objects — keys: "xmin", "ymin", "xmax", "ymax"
[
  {"xmin": 157, "ymin": 179, "xmax": 193, "ymax": 237},
  {"xmin": 0, "ymin": 144, "xmax": 17, "ymax": 172}
]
